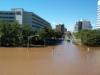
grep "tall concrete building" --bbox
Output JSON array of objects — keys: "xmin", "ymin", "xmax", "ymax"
[
  {"xmin": 0, "ymin": 8, "xmax": 51, "ymax": 30},
  {"xmin": 74, "ymin": 20, "xmax": 92, "ymax": 32},
  {"xmin": 97, "ymin": 0, "xmax": 100, "ymax": 28}
]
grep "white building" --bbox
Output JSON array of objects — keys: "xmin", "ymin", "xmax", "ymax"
[
  {"xmin": 0, "ymin": 8, "xmax": 51, "ymax": 30},
  {"xmin": 74, "ymin": 19, "xmax": 92, "ymax": 32},
  {"xmin": 97, "ymin": 0, "xmax": 100, "ymax": 28}
]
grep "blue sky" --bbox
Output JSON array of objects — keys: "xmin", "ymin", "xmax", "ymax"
[{"xmin": 0, "ymin": 0, "xmax": 97, "ymax": 31}]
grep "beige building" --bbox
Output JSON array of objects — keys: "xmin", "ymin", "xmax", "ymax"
[{"xmin": 56, "ymin": 24, "xmax": 66, "ymax": 33}]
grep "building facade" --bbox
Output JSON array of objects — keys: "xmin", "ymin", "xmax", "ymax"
[
  {"xmin": 97, "ymin": 0, "xmax": 100, "ymax": 28},
  {"xmin": 74, "ymin": 20, "xmax": 92, "ymax": 32},
  {"xmin": 0, "ymin": 8, "xmax": 51, "ymax": 30},
  {"xmin": 56, "ymin": 24, "xmax": 66, "ymax": 33}
]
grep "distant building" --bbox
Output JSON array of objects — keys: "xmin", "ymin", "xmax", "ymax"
[
  {"xmin": 0, "ymin": 8, "xmax": 51, "ymax": 31},
  {"xmin": 97, "ymin": 0, "xmax": 100, "ymax": 28},
  {"xmin": 74, "ymin": 20, "xmax": 92, "ymax": 32},
  {"xmin": 64, "ymin": 28, "xmax": 67, "ymax": 32},
  {"xmin": 56, "ymin": 24, "xmax": 66, "ymax": 33}
]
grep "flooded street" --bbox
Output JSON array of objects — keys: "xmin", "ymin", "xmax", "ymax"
[{"xmin": 0, "ymin": 41, "xmax": 100, "ymax": 75}]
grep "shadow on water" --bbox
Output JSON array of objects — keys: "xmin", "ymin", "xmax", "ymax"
[
  {"xmin": 0, "ymin": 39, "xmax": 63, "ymax": 48},
  {"xmin": 47, "ymin": 40, "xmax": 63, "ymax": 46}
]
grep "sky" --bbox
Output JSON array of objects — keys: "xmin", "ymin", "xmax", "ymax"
[{"xmin": 0, "ymin": 0, "xmax": 97, "ymax": 31}]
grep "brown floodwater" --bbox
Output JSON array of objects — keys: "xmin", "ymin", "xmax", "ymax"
[{"xmin": 0, "ymin": 41, "xmax": 100, "ymax": 75}]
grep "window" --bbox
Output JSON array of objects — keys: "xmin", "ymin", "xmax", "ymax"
[
  {"xmin": 9, "ymin": 17, "xmax": 14, "ymax": 19},
  {"xmin": 16, "ymin": 11, "xmax": 21, "ymax": 15},
  {"xmin": 9, "ymin": 13, "xmax": 15, "ymax": 15}
]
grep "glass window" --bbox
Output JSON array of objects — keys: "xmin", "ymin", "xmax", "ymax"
[{"xmin": 16, "ymin": 11, "xmax": 21, "ymax": 15}]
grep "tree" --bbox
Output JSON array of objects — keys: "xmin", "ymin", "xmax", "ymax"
[
  {"xmin": 37, "ymin": 27, "xmax": 53, "ymax": 40},
  {"xmin": 74, "ymin": 29, "xmax": 100, "ymax": 46},
  {"xmin": 0, "ymin": 21, "xmax": 20, "ymax": 46},
  {"xmin": 21, "ymin": 24, "xmax": 33, "ymax": 46}
]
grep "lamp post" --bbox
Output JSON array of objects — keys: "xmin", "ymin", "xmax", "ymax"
[
  {"xmin": 0, "ymin": 35, "xmax": 1, "ymax": 47},
  {"xmin": 44, "ymin": 39, "xmax": 45, "ymax": 47}
]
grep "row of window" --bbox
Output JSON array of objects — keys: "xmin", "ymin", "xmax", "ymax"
[
  {"xmin": 0, "ymin": 16, "xmax": 15, "ymax": 19},
  {"xmin": 32, "ymin": 18, "xmax": 48, "ymax": 27},
  {"xmin": 32, "ymin": 14, "xmax": 50, "ymax": 25},
  {"xmin": 32, "ymin": 21, "xmax": 44, "ymax": 28},
  {"xmin": 0, "ymin": 12, "xmax": 15, "ymax": 15},
  {"xmin": 32, "ymin": 17, "xmax": 50, "ymax": 27},
  {"xmin": 32, "ymin": 24, "xmax": 41, "ymax": 29},
  {"xmin": 0, "ymin": 19, "xmax": 14, "ymax": 22}
]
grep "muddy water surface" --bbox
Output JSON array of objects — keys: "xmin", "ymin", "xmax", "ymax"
[{"xmin": 0, "ymin": 41, "xmax": 100, "ymax": 75}]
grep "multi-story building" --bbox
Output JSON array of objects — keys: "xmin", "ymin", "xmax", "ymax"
[
  {"xmin": 0, "ymin": 8, "xmax": 51, "ymax": 30},
  {"xmin": 97, "ymin": 0, "xmax": 100, "ymax": 28},
  {"xmin": 56, "ymin": 24, "xmax": 66, "ymax": 33},
  {"xmin": 74, "ymin": 19, "xmax": 92, "ymax": 32}
]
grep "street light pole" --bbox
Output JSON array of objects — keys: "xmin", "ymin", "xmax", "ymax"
[
  {"xmin": 44, "ymin": 39, "xmax": 45, "ymax": 47},
  {"xmin": 27, "ymin": 36, "xmax": 30, "ymax": 47},
  {"xmin": 0, "ymin": 35, "xmax": 1, "ymax": 47}
]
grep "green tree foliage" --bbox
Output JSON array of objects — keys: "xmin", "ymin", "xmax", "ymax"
[
  {"xmin": 0, "ymin": 21, "xmax": 20, "ymax": 46},
  {"xmin": 0, "ymin": 21, "xmax": 64, "ymax": 47},
  {"xmin": 37, "ymin": 27, "xmax": 53, "ymax": 40},
  {"xmin": 74, "ymin": 30, "xmax": 100, "ymax": 46},
  {"xmin": 54, "ymin": 31, "xmax": 63, "ymax": 38},
  {"xmin": 0, "ymin": 21, "xmax": 34, "ymax": 46},
  {"xmin": 21, "ymin": 24, "xmax": 33, "ymax": 45}
]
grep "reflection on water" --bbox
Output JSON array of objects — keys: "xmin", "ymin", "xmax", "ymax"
[{"xmin": 0, "ymin": 41, "xmax": 100, "ymax": 75}]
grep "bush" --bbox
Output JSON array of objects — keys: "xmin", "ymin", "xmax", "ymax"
[{"xmin": 74, "ymin": 30, "xmax": 100, "ymax": 46}]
